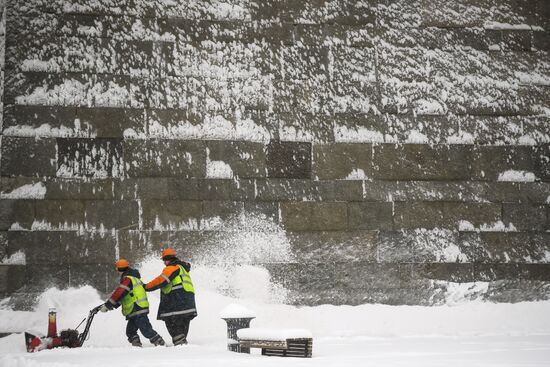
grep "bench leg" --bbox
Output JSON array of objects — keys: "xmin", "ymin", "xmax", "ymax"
[{"xmin": 230, "ymin": 344, "xmax": 250, "ymax": 354}]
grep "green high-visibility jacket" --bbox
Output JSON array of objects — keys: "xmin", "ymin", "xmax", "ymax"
[
  {"xmin": 161, "ymin": 265, "xmax": 195, "ymax": 295},
  {"xmin": 121, "ymin": 276, "xmax": 149, "ymax": 317}
]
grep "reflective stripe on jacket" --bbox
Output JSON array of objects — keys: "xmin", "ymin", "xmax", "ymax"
[
  {"xmin": 161, "ymin": 265, "xmax": 195, "ymax": 295},
  {"xmin": 121, "ymin": 276, "xmax": 149, "ymax": 317},
  {"xmin": 145, "ymin": 261, "xmax": 197, "ymax": 321}
]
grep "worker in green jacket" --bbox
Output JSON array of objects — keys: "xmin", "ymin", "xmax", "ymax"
[{"xmin": 100, "ymin": 259, "xmax": 166, "ymax": 347}]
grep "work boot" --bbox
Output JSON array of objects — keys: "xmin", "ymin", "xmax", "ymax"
[
  {"xmin": 129, "ymin": 336, "xmax": 142, "ymax": 347},
  {"xmin": 151, "ymin": 336, "xmax": 166, "ymax": 346},
  {"xmin": 173, "ymin": 336, "xmax": 188, "ymax": 346}
]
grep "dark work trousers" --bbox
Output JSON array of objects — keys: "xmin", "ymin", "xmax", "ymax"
[
  {"xmin": 126, "ymin": 314, "xmax": 162, "ymax": 344},
  {"xmin": 164, "ymin": 317, "xmax": 191, "ymax": 345}
]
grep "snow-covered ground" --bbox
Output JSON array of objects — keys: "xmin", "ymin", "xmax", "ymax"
[
  {"xmin": 1, "ymin": 258, "xmax": 550, "ymax": 366},
  {"xmin": 2, "ymin": 333, "xmax": 549, "ymax": 367}
]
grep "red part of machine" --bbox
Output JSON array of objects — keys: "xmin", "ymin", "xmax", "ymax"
[
  {"xmin": 25, "ymin": 306, "xmax": 100, "ymax": 352},
  {"xmin": 47, "ymin": 308, "xmax": 57, "ymax": 338},
  {"xmin": 25, "ymin": 309, "xmax": 64, "ymax": 352},
  {"xmin": 25, "ymin": 333, "xmax": 64, "ymax": 352}
]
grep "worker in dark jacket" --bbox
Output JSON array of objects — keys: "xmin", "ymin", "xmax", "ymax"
[
  {"xmin": 99, "ymin": 259, "xmax": 166, "ymax": 347},
  {"xmin": 144, "ymin": 248, "xmax": 197, "ymax": 346}
]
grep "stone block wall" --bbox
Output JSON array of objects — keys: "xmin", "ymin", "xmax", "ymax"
[{"xmin": 0, "ymin": 0, "xmax": 549, "ymax": 306}]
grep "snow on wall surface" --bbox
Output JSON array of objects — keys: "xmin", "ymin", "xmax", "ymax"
[{"xmin": 0, "ymin": 0, "xmax": 549, "ymax": 306}]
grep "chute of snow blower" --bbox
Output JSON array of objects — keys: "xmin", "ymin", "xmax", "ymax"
[{"xmin": 25, "ymin": 305, "xmax": 102, "ymax": 352}]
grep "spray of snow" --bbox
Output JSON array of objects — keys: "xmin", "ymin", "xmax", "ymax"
[
  {"xmin": 138, "ymin": 213, "xmax": 293, "ymax": 305},
  {"xmin": 192, "ymin": 213, "xmax": 293, "ymax": 303},
  {"xmin": 0, "ymin": 182, "xmax": 46, "ymax": 199},
  {"xmin": 0, "ymin": 213, "xmax": 295, "ymax": 332},
  {"xmin": 444, "ymin": 282, "xmax": 490, "ymax": 305}
]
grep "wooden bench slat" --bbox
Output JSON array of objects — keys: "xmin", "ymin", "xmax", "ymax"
[
  {"xmin": 238, "ymin": 337, "xmax": 313, "ymax": 358},
  {"xmin": 239, "ymin": 339, "xmax": 288, "ymax": 349}
]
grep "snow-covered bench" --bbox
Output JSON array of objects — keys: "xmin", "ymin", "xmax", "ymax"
[{"xmin": 237, "ymin": 328, "xmax": 313, "ymax": 358}]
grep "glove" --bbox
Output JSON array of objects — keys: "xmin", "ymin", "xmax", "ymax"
[
  {"xmin": 99, "ymin": 304, "xmax": 109, "ymax": 313},
  {"xmin": 181, "ymin": 261, "xmax": 191, "ymax": 272}
]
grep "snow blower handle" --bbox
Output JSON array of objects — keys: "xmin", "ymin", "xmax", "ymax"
[{"xmin": 77, "ymin": 305, "xmax": 103, "ymax": 347}]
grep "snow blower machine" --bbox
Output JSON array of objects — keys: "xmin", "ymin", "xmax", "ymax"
[{"xmin": 25, "ymin": 305, "xmax": 102, "ymax": 352}]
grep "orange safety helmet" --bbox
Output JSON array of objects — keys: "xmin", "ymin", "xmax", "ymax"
[
  {"xmin": 161, "ymin": 248, "xmax": 176, "ymax": 260},
  {"xmin": 115, "ymin": 258, "xmax": 129, "ymax": 270}
]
